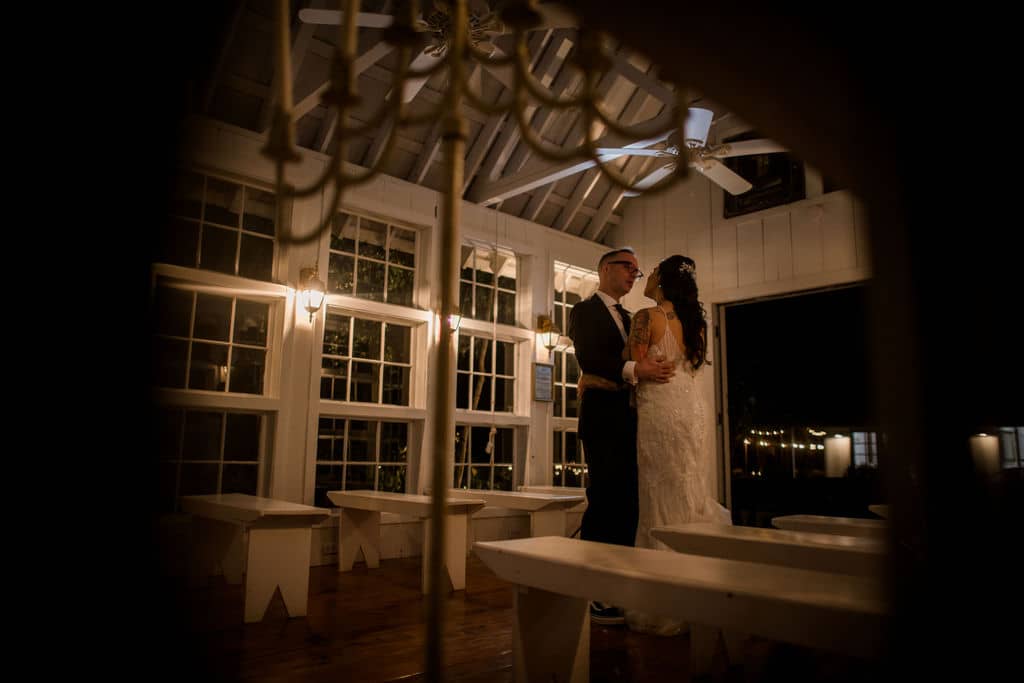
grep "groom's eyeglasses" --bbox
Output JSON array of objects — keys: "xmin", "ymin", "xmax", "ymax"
[{"xmin": 606, "ymin": 260, "xmax": 644, "ymax": 279}]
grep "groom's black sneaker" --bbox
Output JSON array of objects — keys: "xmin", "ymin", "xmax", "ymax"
[{"xmin": 590, "ymin": 601, "xmax": 625, "ymax": 625}]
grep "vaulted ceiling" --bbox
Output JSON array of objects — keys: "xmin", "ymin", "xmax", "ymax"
[{"xmin": 195, "ymin": 1, "xmax": 737, "ymax": 243}]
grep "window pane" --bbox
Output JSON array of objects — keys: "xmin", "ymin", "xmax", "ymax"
[
  {"xmin": 471, "ymin": 376, "xmax": 492, "ymax": 411},
  {"xmin": 160, "ymin": 217, "xmax": 199, "ymax": 267},
  {"xmin": 389, "ymin": 227, "xmax": 416, "ymax": 266},
  {"xmin": 193, "ymin": 294, "xmax": 232, "ymax": 342},
  {"xmin": 382, "ymin": 365, "xmax": 410, "ymax": 405},
  {"xmin": 328, "ymin": 253, "xmax": 354, "ymax": 295},
  {"xmin": 348, "ymin": 421, "xmax": 377, "ymax": 461},
  {"xmin": 238, "ymin": 233, "xmax": 274, "ymax": 281},
  {"xmin": 564, "ymin": 465, "xmax": 584, "ymax": 488},
  {"xmin": 352, "ymin": 318, "xmax": 381, "ymax": 359},
  {"xmin": 498, "ymin": 275, "xmax": 516, "ymax": 291},
  {"xmin": 204, "ymin": 178, "xmax": 242, "ymax": 227},
  {"xmin": 229, "ymin": 347, "xmax": 265, "ymax": 394},
  {"xmin": 357, "ymin": 260, "xmax": 385, "ymax": 301},
  {"xmin": 494, "ymin": 378, "xmax": 512, "ymax": 412},
  {"xmin": 554, "ymin": 351, "xmax": 562, "ymax": 383},
  {"xmin": 456, "ymin": 373, "xmax": 469, "ymax": 409},
  {"xmin": 380, "ymin": 423, "xmax": 408, "ymax": 462},
  {"xmin": 565, "ymin": 432, "xmax": 579, "ymax": 463},
  {"xmin": 351, "ymin": 361, "xmax": 380, "ymax": 403},
  {"xmin": 565, "ymin": 386, "xmax": 578, "ymax": 418},
  {"xmin": 383, "ymin": 324, "xmax": 411, "ymax": 363},
  {"xmin": 200, "ymin": 225, "xmax": 237, "ymax": 275},
  {"xmin": 553, "ymin": 431, "xmax": 562, "ymax": 463},
  {"xmin": 180, "ymin": 463, "xmax": 219, "ymax": 496},
  {"xmin": 183, "ymin": 411, "xmax": 223, "ymax": 461},
  {"xmin": 323, "ymin": 313, "xmax": 350, "ymax": 356},
  {"xmin": 495, "ymin": 341, "xmax": 514, "ymax": 376},
  {"xmin": 457, "ymin": 335, "xmax": 471, "ymax": 371},
  {"xmin": 315, "ymin": 464, "xmax": 344, "ymax": 508},
  {"xmin": 493, "ymin": 465, "xmax": 513, "ymax": 491},
  {"xmin": 474, "ymin": 285, "xmax": 493, "ymax": 321},
  {"xmin": 359, "ymin": 219, "xmax": 387, "ymax": 259},
  {"xmin": 469, "ymin": 466, "xmax": 491, "ymax": 490},
  {"xmin": 222, "ymin": 464, "xmax": 258, "ymax": 494},
  {"xmin": 552, "ymin": 465, "xmax": 562, "ymax": 486},
  {"xmin": 565, "ymin": 353, "xmax": 579, "ymax": 383},
  {"xmin": 473, "ymin": 338, "xmax": 492, "ymax": 372},
  {"xmin": 189, "ymin": 343, "xmax": 228, "ymax": 391},
  {"xmin": 497, "ymin": 291, "xmax": 515, "ymax": 324},
  {"xmin": 224, "ymin": 413, "xmax": 260, "ymax": 461},
  {"xmin": 242, "ymin": 187, "xmax": 276, "ymax": 236},
  {"xmin": 330, "ymin": 212, "xmax": 357, "ymax": 253},
  {"xmin": 493, "ymin": 428, "xmax": 514, "ymax": 464},
  {"xmin": 387, "ymin": 265, "xmax": 414, "ymax": 306},
  {"xmin": 233, "ymin": 300, "xmax": 269, "ymax": 346},
  {"xmin": 554, "ymin": 386, "xmax": 563, "ymax": 417},
  {"xmin": 471, "ymin": 427, "xmax": 492, "ymax": 463},
  {"xmin": 321, "ymin": 358, "xmax": 348, "ymax": 400},
  {"xmin": 378, "ymin": 466, "xmax": 406, "ymax": 493},
  {"xmin": 346, "ymin": 465, "xmax": 375, "ymax": 490},
  {"xmin": 153, "ymin": 337, "xmax": 188, "ymax": 389},
  {"xmin": 475, "ymin": 255, "xmax": 494, "ymax": 285},
  {"xmin": 171, "ymin": 170, "xmax": 204, "ymax": 219},
  {"xmin": 459, "ymin": 281, "xmax": 473, "ymax": 317}
]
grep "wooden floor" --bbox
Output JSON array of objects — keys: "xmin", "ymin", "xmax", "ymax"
[{"xmin": 154, "ymin": 555, "xmax": 880, "ymax": 682}]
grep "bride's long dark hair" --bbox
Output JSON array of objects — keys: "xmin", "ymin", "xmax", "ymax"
[{"xmin": 657, "ymin": 254, "xmax": 708, "ymax": 369}]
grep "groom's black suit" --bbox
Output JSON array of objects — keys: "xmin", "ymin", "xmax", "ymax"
[{"xmin": 568, "ymin": 294, "xmax": 639, "ymax": 547}]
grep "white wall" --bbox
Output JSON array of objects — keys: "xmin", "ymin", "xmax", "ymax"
[{"xmin": 606, "ymin": 167, "xmax": 871, "ymax": 505}]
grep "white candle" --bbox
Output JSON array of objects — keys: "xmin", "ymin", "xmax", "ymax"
[
  {"xmin": 969, "ymin": 434, "xmax": 1000, "ymax": 475},
  {"xmin": 824, "ymin": 435, "xmax": 851, "ymax": 477}
]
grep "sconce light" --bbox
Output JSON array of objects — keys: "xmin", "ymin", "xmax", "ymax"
[
  {"xmin": 536, "ymin": 314, "xmax": 561, "ymax": 351},
  {"xmin": 447, "ymin": 309, "xmax": 463, "ymax": 333},
  {"xmin": 298, "ymin": 267, "xmax": 326, "ymax": 323}
]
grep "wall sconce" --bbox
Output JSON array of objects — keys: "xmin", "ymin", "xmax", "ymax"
[
  {"xmin": 447, "ymin": 309, "xmax": 463, "ymax": 333},
  {"xmin": 536, "ymin": 314, "xmax": 561, "ymax": 352},
  {"xmin": 298, "ymin": 267, "xmax": 326, "ymax": 323}
]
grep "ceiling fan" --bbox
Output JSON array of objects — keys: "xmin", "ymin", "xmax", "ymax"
[
  {"xmin": 299, "ymin": 1, "xmax": 577, "ymax": 103},
  {"xmin": 597, "ymin": 108, "xmax": 788, "ymax": 196}
]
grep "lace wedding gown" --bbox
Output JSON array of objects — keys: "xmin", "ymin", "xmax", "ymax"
[{"xmin": 626, "ymin": 310, "xmax": 732, "ymax": 636}]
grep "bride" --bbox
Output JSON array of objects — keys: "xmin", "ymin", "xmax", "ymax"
[{"xmin": 624, "ymin": 254, "xmax": 732, "ymax": 636}]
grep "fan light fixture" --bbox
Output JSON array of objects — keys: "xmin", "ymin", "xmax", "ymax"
[{"xmin": 298, "ymin": 267, "xmax": 327, "ymax": 323}]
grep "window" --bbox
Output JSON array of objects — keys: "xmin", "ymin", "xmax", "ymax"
[
  {"xmin": 315, "ymin": 419, "xmax": 409, "ymax": 505},
  {"xmin": 456, "ymin": 335, "xmax": 515, "ymax": 412},
  {"xmin": 552, "ymin": 263, "xmax": 597, "ymax": 418},
  {"xmin": 453, "ymin": 425, "xmax": 515, "ymax": 490},
  {"xmin": 161, "ymin": 171, "xmax": 277, "ymax": 281},
  {"xmin": 552, "ymin": 430, "xmax": 588, "ymax": 487},
  {"xmin": 155, "ymin": 407, "xmax": 264, "ymax": 512},
  {"xmin": 327, "ymin": 212, "xmax": 417, "ymax": 306},
  {"xmin": 152, "ymin": 284, "xmax": 270, "ymax": 394},
  {"xmin": 852, "ymin": 431, "xmax": 878, "ymax": 468},
  {"xmin": 320, "ymin": 312, "xmax": 413, "ymax": 405},
  {"xmin": 459, "ymin": 244, "xmax": 517, "ymax": 324}
]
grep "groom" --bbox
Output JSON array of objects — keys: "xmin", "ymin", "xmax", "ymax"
[{"xmin": 568, "ymin": 247, "xmax": 674, "ymax": 624}]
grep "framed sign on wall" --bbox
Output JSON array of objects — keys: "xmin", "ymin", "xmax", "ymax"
[{"xmin": 533, "ymin": 362, "xmax": 554, "ymax": 402}]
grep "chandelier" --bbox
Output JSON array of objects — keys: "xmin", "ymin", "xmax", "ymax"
[{"xmin": 259, "ymin": 2, "xmax": 689, "ymax": 679}]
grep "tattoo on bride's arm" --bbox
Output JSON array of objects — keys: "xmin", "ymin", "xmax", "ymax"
[{"xmin": 628, "ymin": 309, "xmax": 652, "ymax": 361}]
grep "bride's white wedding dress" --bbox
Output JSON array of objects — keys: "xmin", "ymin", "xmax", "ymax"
[{"xmin": 626, "ymin": 308, "xmax": 732, "ymax": 636}]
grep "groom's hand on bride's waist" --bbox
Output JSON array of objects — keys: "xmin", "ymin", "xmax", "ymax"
[{"xmin": 636, "ymin": 356, "xmax": 675, "ymax": 383}]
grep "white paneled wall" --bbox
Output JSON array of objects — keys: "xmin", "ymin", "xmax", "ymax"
[{"xmin": 609, "ymin": 171, "xmax": 871, "ymax": 502}]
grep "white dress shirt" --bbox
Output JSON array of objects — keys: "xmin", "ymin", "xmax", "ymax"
[{"xmin": 595, "ymin": 290, "xmax": 637, "ymax": 384}]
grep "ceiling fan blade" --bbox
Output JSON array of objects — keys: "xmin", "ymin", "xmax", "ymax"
[
  {"xmin": 693, "ymin": 158, "xmax": 752, "ymax": 195},
  {"xmin": 623, "ymin": 164, "xmax": 675, "ymax": 197},
  {"xmin": 594, "ymin": 148, "xmax": 666, "ymax": 157},
  {"xmin": 298, "ymin": 9, "xmax": 395, "ymax": 28},
  {"xmin": 400, "ymin": 49, "xmax": 445, "ymax": 103},
  {"xmin": 709, "ymin": 139, "xmax": 787, "ymax": 158}
]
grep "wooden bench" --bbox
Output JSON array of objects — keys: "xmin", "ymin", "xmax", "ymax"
[
  {"xmin": 447, "ymin": 489, "xmax": 585, "ymax": 536},
  {"xmin": 181, "ymin": 493, "xmax": 331, "ymax": 623},
  {"xmin": 772, "ymin": 514, "xmax": 888, "ymax": 538},
  {"xmin": 518, "ymin": 485, "xmax": 587, "ymax": 513},
  {"xmin": 474, "ymin": 536, "xmax": 887, "ymax": 682},
  {"xmin": 651, "ymin": 522, "xmax": 886, "ymax": 577},
  {"xmin": 326, "ymin": 490, "xmax": 485, "ymax": 593},
  {"xmin": 868, "ymin": 504, "xmax": 890, "ymax": 519}
]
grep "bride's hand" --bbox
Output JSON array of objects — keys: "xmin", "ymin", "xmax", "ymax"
[{"xmin": 636, "ymin": 355, "xmax": 674, "ymax": 383}]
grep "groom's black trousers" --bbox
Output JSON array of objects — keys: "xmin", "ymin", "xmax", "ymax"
[{"xmin": 577, "ymin": 388, "xmax": 639, "ymax": 547}]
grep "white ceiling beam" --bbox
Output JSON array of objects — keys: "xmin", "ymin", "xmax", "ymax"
[
  {"xmin": 408, "ymin": 118, "xmax": 444, "ymax": 183},
  {"xmin": 291, "ymin": 42, "xmax": 395, "ymax": 122},
  {"xmin": 614, "ymin": 58, "xmax": 676, "ymax": 104},
  {"xmin": 259, "ymin": 12, "xmax": 318, "ymax": 131},
  {"xmin": 202, "ymin": 0, "xmax": 245, "ymax": 113},
  {"xmin": 463, "ymin": 113, "xmax": 507, "ymax": 194}
]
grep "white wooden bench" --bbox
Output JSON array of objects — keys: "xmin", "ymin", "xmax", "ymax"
[
  {"xmin": 181, "ymin": 493, "xmax": 331, "ymax": 623},
  {"xmin": 474, "ymin": 536, "xmax": 887, "ymax": 682},
  {"xmin": 651, "ymin": 522, "xmax": 886, "ymax": 577},
  {"xmin": 326, "ymin": 490, "xmax": 485, "ymax": 593},
  {"xmin": 447, "ymin": 489, "xmax": 585, "ymax": 536},
  {"xmin": 772, "ymin": 514, "xmax": 887, "ymax": 538},
  {"xmin": 518, "ymin": 485, "xmax": 587, "ymax": 512}
]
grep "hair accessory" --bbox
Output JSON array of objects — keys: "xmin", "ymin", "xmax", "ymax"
[{"xmin": 679, "ymin": 261, "xmax": 696, "ymax": 276}]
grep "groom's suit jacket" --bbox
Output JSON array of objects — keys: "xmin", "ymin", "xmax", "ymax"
[{"xmin": 568, "ymin": 294, "xmax": 631, "ymax": 388}]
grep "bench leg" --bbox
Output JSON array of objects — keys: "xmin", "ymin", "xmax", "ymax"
[
  {"xmin": 530, "ymin": 509, "xmax": 567, "ymax": 537},
  {"xmin": 422, "ymin": 513, "xmax": 469, "ymax": 593},
  {"xmin": 338, "ymin": 508, "xmax": 380, "ymax": 572},
  {"xmin": 513, "ymin": 586, "xmax": 588, "ymax": 683},
  {"xmin": 191, "ymin": 518, "xmax": 244, "ymax": 586},
  {"xmin": 691, "ymin": 624, "xmax": 723, "ymax": 676},
  {"xmin": 245, "ymin": 526, "xmax": 313, "ymax": 623}
]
